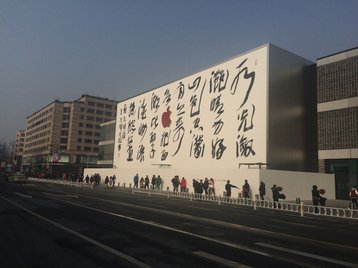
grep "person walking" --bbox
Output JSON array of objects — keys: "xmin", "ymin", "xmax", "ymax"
[
  {"xmin": 312, "ymin": 185, "xmax": 322, "ymax": 213},
  {"xmin": 271, "ymin": 184, "xmax": 280, "ymax": 208},
  {"xmin": 144, "ymin": 175, "xmax": 150, "ymax": 189},
  {"xmin": 171, "ymin": 176, "xmax": 180, "ymax": 192},
  {"xmin": 225, "ymin": 180, "xmax": 238, "ymax": 198},
  {"xmin": 242, "ymin": 179, "xmax": 250, "ymax": 198},
  {"xmin": 203, "ymin": 178, "xmax": 209, "ymax": 195},
  {"xmin": 349, "ymin": 186, "xmax": 358, "ymax": 209},
  {"xmin": 180, "ymin": 177, "xmax": 187, "ymax": 192},
  {"xmin": 133, "ymin": 174, "xmax": 139, "ymax": 188},
  {"xmin": 259, "ymin": 181, "xmax": 266, "ymax": 200},
  {"xmin": 208, "ymin": 178, "xmax": 215, "ymax": 195}
]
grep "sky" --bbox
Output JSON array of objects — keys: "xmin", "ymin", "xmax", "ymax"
[{"xmin": 1, "ymin": 0, "xmax": 357, "ymax": 143}]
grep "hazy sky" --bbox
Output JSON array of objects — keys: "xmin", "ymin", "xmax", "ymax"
[{"xmin": 1, "ymin": 0, "xmax": 357, "ymax": 143}]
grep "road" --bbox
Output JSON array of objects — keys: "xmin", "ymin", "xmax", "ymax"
[{"xmin": 0, "ymin": 181, "xmax": 357, "ymax": 268}]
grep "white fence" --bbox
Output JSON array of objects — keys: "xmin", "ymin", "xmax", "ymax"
[{"xmin": 28, "ymin": 178, "xmax": 357, "ymax": 220}]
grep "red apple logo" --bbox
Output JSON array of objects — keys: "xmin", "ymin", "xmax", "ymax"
[{"xmin": 161, "ymin": 106, "xmax": 172, "ymax": 128}]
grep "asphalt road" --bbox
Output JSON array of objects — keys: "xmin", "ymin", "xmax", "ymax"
[{"xmin": 1, "ymin": 181, "xmax": 357, "ymax": 268}]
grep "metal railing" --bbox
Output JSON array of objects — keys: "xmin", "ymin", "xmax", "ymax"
[
  {"xmin": 28, "ymin": 177, "xmax": 93, "ymax": 189},
  {"xmin": 28, "ymin": 178, "xmax": 357, "ymax": 220}
]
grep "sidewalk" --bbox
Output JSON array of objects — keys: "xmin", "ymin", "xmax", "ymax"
[{"xmin": 288, "ymin": 199, "xmax": 350, "ymax": 209}]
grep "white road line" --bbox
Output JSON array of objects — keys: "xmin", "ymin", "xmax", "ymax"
[
  {"xmin": 42, "ymin": 192, "xmax": 78, "ymax": 198},
  {"xmin": 44, "ymin": 195, "xmax": 271, "ymax": 257},
  {"xmin": 255, "ymin": 242, "xmax": 358, "ymax": 268},
  {"xmin": 187, "ymin": 205, "xmax": 220, "ymax": 212},
  {"xmin": 193, "ymin": 251, "xmax": 252, "ymax": 268},
  {"xmin": 271, "ymin": 219, "xmax": 317, "ymax": 228},
  {"xmin": 14, "ymin": 192, "xmax": 32, "ymax": 199},
  {"xmin": 0, "ymin": 196, "xmax": 151, "ymax": 268}
]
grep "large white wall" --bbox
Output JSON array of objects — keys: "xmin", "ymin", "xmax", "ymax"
[{"xmin": 113, "ymin": 46, "xmax": 268, "ymax": 175}]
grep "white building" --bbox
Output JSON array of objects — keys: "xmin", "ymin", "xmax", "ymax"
[{"xmin": 86, "ymin": 44, "xmax": 334, "ymax": 201}]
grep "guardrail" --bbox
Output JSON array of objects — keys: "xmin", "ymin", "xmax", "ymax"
[
  {"xmin": 28, "ymin": 177, "xmax": 93, "ymax": 189},
  {"xmin": 130, "ymin": 187, "xmax": 358, "ymax": 220},
  {"xmin": 28, "ymin": 178, "xmax": 357, "ymax": 220}
]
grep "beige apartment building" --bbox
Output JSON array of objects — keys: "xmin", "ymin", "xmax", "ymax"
[
  {"xmin": 22, "ymin": 94, "xmax": 118, "ymax": 178},
  {"xmin": 317, "ymin": 47, "xmax": 358, "ymax": 199}
]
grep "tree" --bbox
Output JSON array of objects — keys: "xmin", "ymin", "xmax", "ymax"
[{"xmin": 0, "ymin": 139, "xmax": 14, "ymax": 166}]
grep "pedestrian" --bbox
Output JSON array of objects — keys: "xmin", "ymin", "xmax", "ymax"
[
  {"xmin": 180, "ymin": 177, "xmax": 187, "ymax": 192},
  {"xmin": 349, "ymin": 186, "xmax": 358, "ymax": 209},
  {"xmin": 171, "ymin": 176, "xmax": 180, "ymax": 192},
  {"xmin": 85, "ymin": 175, "xmax": 89, "ymax": 183},
  {"xmin": 139, "ymin": 177, "xmax": 144, "ymax": 188},
  {"xmin": 104, "ymin": 176, "xmax": 109, "ymax": 188},
  {"xmin": 144, "ymin": 175, "xmax": 150, "ymax": 189},
  {"xmin": 112, "ymin": 175, "xmax": 116, "ymax": 187},
  {"xmin": 225, "ymin": 180, "xmax": 238, "ymax": 198},
  {"xmin": 108, "ymin": 176, "xmax": 113, "ymax": 189},
  {"xmin": 133, "ymin": 174, "xmax": 139, "ymax": 188},
  {"xmin": 312, "ymin": 185, "xmax": 322, "ymax": 213},
  {"xmin": 271, "ymin": 184, "xmax": 280, "ymax": 208},
  {"xmin": 156, "ymin": 175, "xmax": 162, "ymax": 190},
  {"xmin": 208, "ymin": 178, "xmax": 215, "ymax": 195},
  {"xmin": 259, "ymin": 181, "xmax": 266, "ymax": 200},
  {"xmin": 242, "ymin": 179, "xmax": 250, "ymax": 198},
  {"xmin": 151, "ymin": 175, "xmax": 157, "ymax": 189},
  {"xmin": 203, "ymin": 178, "xmax": 209, "ymax": 195}
]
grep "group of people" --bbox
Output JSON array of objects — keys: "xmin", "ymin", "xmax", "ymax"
[
  {"xmin": 192, "ymin": 178, "xmax": 216, "ymax": 195},
  {"xmin": 133, "ymin": 174, "xmax": 163, "ymax": 190},
  {"xmin": 104, "ymin": 175, "xmax": 116, "ymax": 188},
  {"xmin": 84, "ymin": 173, "xmax": 101, "ymax": 185},
  {"xmin": 171, "ymin": 176, "xmax": 188, "ymax": 192}
]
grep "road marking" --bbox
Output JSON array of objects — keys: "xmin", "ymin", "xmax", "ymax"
[
  {"xmin": 44, "ymin": 195, "xmax": 271, "ymax": 257},
  {"xmin": 255, "ymin": 242, "xmax": 358, "ymax": 268},
  {"xmin": 187, "ymin": 205, "xmax": 220, "ymax": 212},
  {"xmin": 14, "ymin": 192, "xmax": 32, "ymax": 199},
  {"xmin": 193, "ymin": 251, "xmax": 252, "ymax": 268},
  {"xmin": 271, "ymin": 219, "xmax": 317, "ymax": 228},
  {"xmin": 42, "ymin": 192, "xmax": 79, "ymax": 198},
  {"xmin": 0, "ymin": 196, "xmax": 151, "ymax": 268}
]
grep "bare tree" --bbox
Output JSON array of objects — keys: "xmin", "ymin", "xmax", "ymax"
[{"xmin": 0, "ymin": 139, "xmax": 14, "ymax": 165}]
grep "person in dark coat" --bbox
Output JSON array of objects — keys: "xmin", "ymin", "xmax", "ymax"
[
  {"xmin": 271, "ymin": 184, "xmax": 280, "ymax": 208},
  {"xmin": 259, "ymin": 181, "xmax": 266, "ymax": 200},
  {"xmin": 225, "ymin": 180, "xmax": 238, "ymax": 198},
  {"xmin": 312, "ymin": 185, "xmax": 321, "ymax": 213}
]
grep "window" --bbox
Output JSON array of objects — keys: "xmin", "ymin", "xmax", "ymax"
[
  {"xmin": 61, "ymin": 130, "xmax": 69, "ymax": 136},
  {"xmin": 84, "ymin": 147, "xmax": 92, "ymax": 151},
  {"xmin": 77, "ymin": 146, "xmax": 81, "ymax": 150},
  {"xmin": 88, "ymin": 101, "xmax": 95, "ymax": 106},
  {"xmin": 85, "ymin": 131, "xmax": 93, "ymax": 136},
  {"xmin": 87, "ymin": 109, "xmax": 95, "ymax": 113},
  {"xmin": 96, "ymin": 117, "xmax": 103, "ymax": 122},
  {"xmin": 78, "ymin": 130, "xmax": 83, "ymax": 135},
  {"xmin": 96, "ymin": 110, "xmax": 103, "ymax": 115},
  {"xmin": 79, "ymin": 122, "xmax": 83, "ymax": 127},
  {"xmin": 105, "ymin": 111, "xmax": 112, "ymax": 116},
  {"xmin": 97, "ymin": 103, "xmax": 104, "ymax": 108},
  {"xmin": 105, "ymin": 104, "xmax": 112, "ymax": 109},
  {"xmin": 63, "ymin": 115, "xmax": 70, "ymax": 120},
  {"xmin": 80, "ymin": 107, "xmax": 85, "ymax": 112},
  {"xmin": 86, "ymin": 124, "xmax": 93, "ymax": 128},
  {"xmin": 77, "ymin": 138, "xmax": 82, "ymax": 142},
  {"xmin": 60, "ymin": 138, "xmax": 68, "ymax": 144},
  {"xmin": 62, "ymin": 122, "xmax": 69, "ymax": 128},
  {"xmin": 85, "ymin": 139, "xmax": 92, "ymax": 144},
  {"xmin": 87, "ymin": 116, "xmax": 94, "ymax": 121},
  {"xmin": 63, "ymin": 107, "xmax": 71, "ymax": 113}
]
